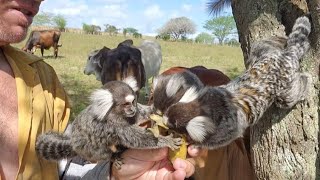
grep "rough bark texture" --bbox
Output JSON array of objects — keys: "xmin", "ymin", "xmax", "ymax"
[{"xmin": 231, "ymin": 0, "xmax": 320, "ymax": 179}]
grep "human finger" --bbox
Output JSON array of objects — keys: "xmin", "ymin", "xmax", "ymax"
[
  {"xmin": 122, "ymin": 148, "xmax": 168, "ymax": 161},
  {"xmin": 172, "ymin": 158, "xmax": 195, "ymax": 178}
]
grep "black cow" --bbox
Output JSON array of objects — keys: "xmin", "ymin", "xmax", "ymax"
[
  {"xmin": 84, "ymin": 44, "xmax": 146, "ymax": 96},
  {"xmin": 23, "ymin": 30, "xmax": 62, "ymax": 58}
]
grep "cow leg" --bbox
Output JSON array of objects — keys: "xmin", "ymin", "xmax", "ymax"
[
  {"xmin": 54, "ymin": 47, "xmax": 58, "ymax": 58},
  {"xmin": 41, "ymin": 46, "xmax": 44, "ymax": 57}
]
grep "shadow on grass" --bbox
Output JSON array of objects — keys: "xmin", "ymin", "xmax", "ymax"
[
  {"xmin": 42, "ymin": 55, "xmax": 66, "ymax": 59},
  {"xmin": 59, "ymin": 73, "xmax": 100, "ymax": 120}
]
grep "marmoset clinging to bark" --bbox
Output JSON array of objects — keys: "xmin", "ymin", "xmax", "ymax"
[{"xmin": 158, "ymin": 16, "xmax": 312, "ymax": 149}]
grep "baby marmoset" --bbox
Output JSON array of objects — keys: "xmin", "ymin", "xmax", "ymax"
[
  {"xmin": 154, "ymin": 16, "xmax": 312, "ymax": 149},
  {"xmin": 36, "ymin": 77, "xmax": 182, "ymax": 165}
]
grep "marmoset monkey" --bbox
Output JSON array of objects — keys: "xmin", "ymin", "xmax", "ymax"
[
  {"xmin": 36, "ymin": 77, "xmax": 182, "ymax": 167},
  {"xmin": 158, "ymin": 16, "xmax": 312, "ymax": 149}
]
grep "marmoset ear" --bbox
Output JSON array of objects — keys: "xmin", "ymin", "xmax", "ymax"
[
  {"xmin": 179, "ymin": 86, "xmax": 199, "ymax": 103},
  {"xmin": 165, "ymin": 74, "xmax": 185, "ymax": 98},
  {"xmin": 186, "ymin": 116, "xmax": 215, "ymax": 142},
  {"xmin": 90, "ymin": 89, "xmax": 114, "ymax": 119},
  {"xmin": 123, "ymin": 76, "xmax": 138, "ymax": 92}
]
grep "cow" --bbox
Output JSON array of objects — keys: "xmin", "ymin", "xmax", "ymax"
[
  {"xmin": 84, "ymin": 45, "xmax": 146, "ymax": 96},
  {"xmin": 85, "ymin": 39, "xmax": 162, "ymax": 98},
  {"xmin": 147, "ymin": 65, "xmax": 231, "ymax": 104},
  {"xmin": 22, "ymin": 30, "xmax": 62, "ymax": 58},
  {"xmin": 137, "ymin": 40, "xmax": 162, "ymax": 97},
  {"xmin": 117, "ymin": 39, "xmax": 133, "ymax": 47}
]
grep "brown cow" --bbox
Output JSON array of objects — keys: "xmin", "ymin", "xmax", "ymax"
[{"xmin": 22, "ymin": 30, "xmax": 62, "ymax": 58}]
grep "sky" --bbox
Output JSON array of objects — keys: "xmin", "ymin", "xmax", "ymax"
[{"xmin": 39, "ymin": 0, "xmax": 232, "ymax": 37}]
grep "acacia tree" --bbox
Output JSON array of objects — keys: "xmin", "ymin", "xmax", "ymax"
[
  {"xmin": 195, "ymin": 32, "xmax": 214, "ymax": 44},
  {"xmin": 158, "ymin": 17, "xmax": 196, "ymax": 41},
  {"xmin": 208, "ymin": 0, "xmax": 320, "ymax": 179},
  {"xmin": 203, "ymin": 16, "xmax": 236, "ymax": 44},
  {"xmin": 104, "ymin": 24, "xmax": 118, "ymax": 36},
  {"xmin": 82, "ymin": 24, "xmax": 101, "ymax": 34},
  {"xmin": 32, "ymin": 11, "xmax": 54, "ymax": 26},
  {"xmin": 52, "ymin": 15, "xmax": 67, "ymax": 32},
  {"xmin": 124, "ymin": 27, "xmax": 138, "ymax": 36}
]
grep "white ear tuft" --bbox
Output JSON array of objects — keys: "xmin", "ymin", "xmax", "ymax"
[
  {"xmin": 166, "ymin": 74, "xmax": 183, "ymax": 97},
  {"xmin": 179, "ymin": 86, "xmax": 199, "ymax": 103},
  {"xmin": 186, "ymin": 116, "xmax": 214, "ymax": 142},
  {"xmin": 90, "ymin": 89, "xmax": 113, "ymax": 119},
  {"xmin": 153, "ymin": 76, "xmax": 159, "ymax": 90},
  {"xmin": 123, "ymin": 76, "xmax": 138, "ymax": 92}
]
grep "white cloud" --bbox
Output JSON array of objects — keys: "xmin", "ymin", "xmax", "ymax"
[
  {"xmin": 143, "ymin": 5, "xmax": 164, "ymax": 20},
  {"xmin": 104, "ymin": 5, "xmax": 128, "ymax": 19},
  {"xmin": 182, "ymin": 4, "xmax": 192, "ymax": 12},
  {"xmin": 52, "ymin": 5, "xmax": 88, "ymax": 16}
]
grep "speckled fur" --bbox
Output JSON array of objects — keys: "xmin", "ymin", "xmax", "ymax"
[
  {"xmin": 163, "ymin": 16, "xmax": 312, "ymax": 149},
  {"xmin": 36, "ymin": 80, "xmax": 181, "ymax": 162}
]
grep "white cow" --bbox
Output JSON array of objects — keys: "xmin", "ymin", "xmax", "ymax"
[
  {"xmin": 137, "ymin": 40, "xmax": 162, "ymax": 97},
  {"xmin": 84, "ymin": 40, "xmax": 162, "ymax": 97},
  {"xmin": 83, "ymin": 49, "xmax": 102, "ymax": 81}
]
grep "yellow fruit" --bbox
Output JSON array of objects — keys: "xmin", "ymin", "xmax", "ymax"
[{"xmin": 169, "ymin": 135, "xmax": 187, "ymax": 162}]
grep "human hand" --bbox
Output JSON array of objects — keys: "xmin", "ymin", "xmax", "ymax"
[{"xmin": 111, "ymin": 146, "xmax": 201, "ymax": 180}]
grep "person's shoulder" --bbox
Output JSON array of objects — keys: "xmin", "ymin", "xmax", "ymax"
[{"xmin": 3, "ymin": 45, "xmax": 44, "ymax": 65}]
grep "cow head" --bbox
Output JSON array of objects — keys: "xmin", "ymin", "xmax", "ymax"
[{"xmin": 84, "ymin": 46, "xmax": 110, "ymax": 81}]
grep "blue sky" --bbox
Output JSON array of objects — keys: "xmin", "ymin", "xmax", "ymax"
[{"xmin": 39, "ymin": 0, "xmax": 232, "ymax": 37}]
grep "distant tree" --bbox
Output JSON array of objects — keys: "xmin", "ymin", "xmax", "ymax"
[
  {"xmin": 92, "ymin": 25, "xmax": 101, "ymax": 35},
  {"xmin": 133, "ymin": 32, "xmax": 142, "ymax": 38},
  {"xmin": 158, "ymin": 17, "xmax": 196, "ymax": 41},
  {"xmin": 203, "ymin": 15, "xmax": 236, "ymax": 45},
  {"xmin": 104, "ymin": 24, "xmax": 118, "ymax": 36},
  {"xmin": 156, "ymin": 33, "xmax": 171, "ymax": 41},
  {"xmin": 195, "ymin": 32, "xmax": 214, "ymax": 44},
  {"xmin": 123, "ymin": 28, "xmax": 128, "ymax": 37},
  {"xmin": 52, "ymin": 15, "xmax": 67, "ymax": 32},
  {"xmin": 32, "ymin": 11, "xmax": 54, "ymax": 26},
  {"xmin": 224, "ymin": 38, "xmax": 240, "ymax": 46},
  {"xmin": 125, "ymin": 27, "xmax": 138, "ymax": 35},
  {"xmin": 82, "ymin": 23, "xmax": 101, "ymax": 34}
]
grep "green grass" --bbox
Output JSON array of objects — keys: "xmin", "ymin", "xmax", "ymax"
[{"xmin": 14, "ymin": 32, "xmax": 245, "ymax": 120}]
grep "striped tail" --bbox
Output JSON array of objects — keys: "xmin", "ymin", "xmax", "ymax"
[
  {"xmin": 285, "ymin": 16, "xmax": 311, "ymax": 61},
  {"xmin": 36, "ymin": 132, "xmax": 76, "ymax": 161}
]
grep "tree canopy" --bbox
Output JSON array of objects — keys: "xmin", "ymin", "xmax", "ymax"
[
  {"xmin": 33, "ymin": 12, "xmax": 67, "ymax": 31},
  {"xmin": 32, "ymin": 11, "xmax": 54, "ymax": 26},
  {"xmin": 195, "ymin": 32, "xmax": 214, "ymax": 44},
  {"xmin": 52, "ymin": 15, "xmax": 67, "ymax": 32},
  {"xmin": 158, "ymin": 17, "xmax": 196, "ymax": 41},
  {"xmin": 203, "ymin": 15, "xmax": 236, "ymax": 44},
  {"xmin": 104, "ymin": 24, "xmax": 119, "ymax": 36},
  {"xmin": 82, "ymin": 23, "xmax": 101, "ymax": 34}
]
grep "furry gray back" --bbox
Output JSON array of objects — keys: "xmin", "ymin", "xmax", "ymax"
[{"xmin": 162, "ymin": 16, "xmax": 312, "ymax": 150}]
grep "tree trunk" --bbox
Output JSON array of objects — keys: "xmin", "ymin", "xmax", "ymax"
[{"xmin": 231, "ymin": 0, "xmax": 320, "ymax": 179}]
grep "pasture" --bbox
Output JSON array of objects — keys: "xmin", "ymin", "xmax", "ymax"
[{"xmin": 14, "ymin": 32, "xmax": 245, "ymax": 120}]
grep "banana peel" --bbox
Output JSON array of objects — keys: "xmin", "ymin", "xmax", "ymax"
[{"xmin": 148, "ymin": 114, "xmax": 187, "ymax": 162}]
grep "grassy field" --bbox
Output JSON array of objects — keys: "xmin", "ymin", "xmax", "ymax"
[{"xmin": 14, "ymin": 32, "xmax": 245, "ymax": 120}]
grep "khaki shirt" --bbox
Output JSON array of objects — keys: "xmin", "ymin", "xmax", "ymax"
[{"xmin": 2, "ymin": 45, "xmax": 70, "ymax": 180}]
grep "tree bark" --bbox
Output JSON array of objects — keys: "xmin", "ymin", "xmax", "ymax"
[{"xmin": 231, "ymin": 0, "xmax": 320, "ymax": 179}]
